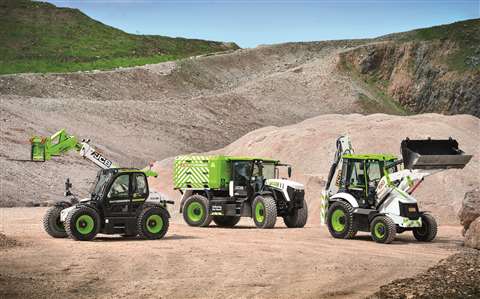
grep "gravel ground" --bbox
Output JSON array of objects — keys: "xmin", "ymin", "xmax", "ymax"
[{"xmin": 373, "ymin": 249, "xmax": 480, "ymax": 298}]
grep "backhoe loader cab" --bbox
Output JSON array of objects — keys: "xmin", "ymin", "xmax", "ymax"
[
  {"xmin": 174, "ymin": 155, "xmax": 307, "ymax": 229},
  {"xmin": 43, "ymin": 168, "xmax": 172, "ymax": 241}
]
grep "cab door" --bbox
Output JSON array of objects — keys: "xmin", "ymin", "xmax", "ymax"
[
  {"xmin": 105, "ymin": 173, "xmax": 132, "ymax": 217},
  {"xmin": 131, "ymin": 173, "xmax": 149, "ymax": 212},
  {"xmin": 231, "ymin": 161, "xmax": 253, "ymax": 198}
]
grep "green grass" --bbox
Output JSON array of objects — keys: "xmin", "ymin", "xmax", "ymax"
[{"xmin": 0, "ymin": 0, "xmax": 239, "ymax": 75}]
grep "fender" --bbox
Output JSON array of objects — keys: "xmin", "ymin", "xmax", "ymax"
[
  {"xmin": 178, "ymin": 190, "xmax": 208, "ymax": 212},
  {"xmin": 330, "ymin": 192, "xmax": 359, "ymax": 208},
  {"xmin": 54, "ymin": 201, "xmax": 72, "ymax": 209}
]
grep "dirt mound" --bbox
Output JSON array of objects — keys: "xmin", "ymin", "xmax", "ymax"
[
  {"xmin": 373, "ymin": 250, "xmax": 480, "ymax": 298},
  {"xmin": 151, "ymin": 113, "xmax": 479, "ymax": 225}
]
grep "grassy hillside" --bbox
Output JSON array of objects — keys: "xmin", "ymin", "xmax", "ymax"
[{"xmin": 0, "ymin": 0, "xmax": 239, "ymax": 74}]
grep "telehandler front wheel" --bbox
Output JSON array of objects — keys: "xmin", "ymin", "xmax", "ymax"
[
  {"xmin": 65, "ymin": 206, "xmax": 100, "ymax": 241},
  {"xmin": 183, "ymin": 195, "xmax": 212, "ymax": 227},
  {"xmin": 213, "ymin": 216, "xmax": 241, "ymax": 227},
  {"xmin": 43, "ymin": 206, "xmax": 68, "ymax": 238},
  {"xmin": 138, "ymin": 206, "xmax": 169, "ymax": 240},
  {"xmin": 252, "ymin": 195, "xmax": 277, "ymax": 229},
  {"xmin": 413, "ymin": 213, "xmax": 437, "ymax": 242},
  {"xmin": 326, "ymin": 201, "xmax": 357, "ymax": 239},
  {"xmin": 370, "ymin": 216, "xmax": 396, "ymax": 244},
  {"xmin": 283, "ymin": 199, "xmax": 308, "ymax": 228}
]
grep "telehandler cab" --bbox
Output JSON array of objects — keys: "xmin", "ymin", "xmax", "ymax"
[
  {"xmin": 174, "ymin": 155, "xmax": 308, "ymax": 228},
  {"xmin": 321, "ymin": 136, "xmax": 472, "ymax": 244}
]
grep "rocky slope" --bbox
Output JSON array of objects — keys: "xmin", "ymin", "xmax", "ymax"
[
  {"xmin": 339, "ymin": 19, "xmax": 480, "ymax": 117},
  {"xmin": 151, "ymin": 113, "xmax": 480, "ymax": 225}
]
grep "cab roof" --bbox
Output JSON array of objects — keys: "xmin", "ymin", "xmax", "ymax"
[{"xmin": 342, "ymin": 153, "xmax": 398, "ymax": 161}]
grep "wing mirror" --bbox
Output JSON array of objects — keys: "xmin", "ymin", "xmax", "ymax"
[{"xmin": 288, "ymin": 166, "xmax": 292, "ymax": 178}]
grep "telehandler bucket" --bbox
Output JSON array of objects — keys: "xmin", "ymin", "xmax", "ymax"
[{"xmin": 401, "ymin": 138, "xmax": 472, "ymax": 169}]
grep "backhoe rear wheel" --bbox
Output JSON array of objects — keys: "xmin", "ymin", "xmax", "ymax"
[
  {"xmin": 137, "ymin": 206, "xmax": 169, "ymax": 240},
  {"xmin": 43, "ymin": 206, "xmax": 67, "ymax": 238},
  {"xmin": 283, "ymin": 199, "xmax": 308, "ymax": 228},
  {"xmin": 213, "ymin": 216, "xmax": 241, "ymax": 227},
  {"xmin": 65, "ymin": 206, "xmax": 100, "ymax": 241},
  {"xmin": 326, "ymin": 201, "xmax": 357, "ymax": 239},
  {"xmin": 183, "ymin": 195, "xmax": 212, "ymax": 227},
  {"xmin": 370, "ymin": 216, "xmax": 396, "ymax": 244},
  {"xmin": 413, "ymin": 213, "xmax": 437, "ymax": 242},
  {"xmin": 252, "ymin": 195, "xmax": 277, "ymax": 229}
]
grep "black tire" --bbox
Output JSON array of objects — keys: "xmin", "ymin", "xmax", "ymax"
[
  {"xmin": 370, "ymin": 216, "xmax": 396, "ymax": 244},
  {"xmin": 326, "ymin": 201, "xmax": 357, "ymax": 239},
  {"xmin": 413, "ymin": 213, "xmax": 437, "ymax": 242},
  {"xmin": 213, "ymin": 216, "xmax": 241, "ymax": 227},
  {"xmin": 137, "ymin": 206, "xmax": 169, "ymax": 240},
  {"xmin": 252, "ymin": 195, "xmax": 277, "ymax": 229},
  {"xmin": 43, "ymin": 206, "xmax": 68, "ymax": 238},
  {"xmin": 182, "ymin": 195, "xmax": 212, "ymax": 227},
  {"xmin": 65, "ymin": 206, "xmax": 100, "ymax": 241},
  {"xmin": 283, "ymin": 199, "xmax": 308, "ymax": 228}
]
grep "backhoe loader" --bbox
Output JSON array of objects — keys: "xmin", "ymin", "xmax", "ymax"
[{"xmin": 321, "ymin": 136, "xmax": 472, "ymax": 244}]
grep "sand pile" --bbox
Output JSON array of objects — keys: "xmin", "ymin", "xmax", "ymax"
[{"xmin": 151, "ymin": 113, "xmax": 479, "ymax": 225}]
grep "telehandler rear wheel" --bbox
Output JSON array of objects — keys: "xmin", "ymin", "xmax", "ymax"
[
  {"xmin": 213, "ymin": 216, "xmax": 241, "ymax": 227},
  {"xmin": 183, "ymin": 195, "xmax": 212, "ymax": 227},
  {"xmin": 252, "ymin": 195, "xmax": 277, "ymax": 229},
  {"xmin": 43, "ymin": 206, "xmax": 67, "ymax": 238},
  {"xmin": 138, "ymin": 206, "xmax": 169, "ymax": 240},
  {"xmin": 65, "ymin": 206, "xmax": 100, "ymax": 241},
  {"xmin": 326, "ymin": 201, "xmax": 357, "ymax": 239},
  {"xmin": 413, "ymin": 213, "xmax": 437, "ymax": 242},
  {"xmin": 283, "ymin": 199, "xmax": 308, "ymax": 228},
  {"xmin": 370, "ymin": 216, "xmax": 396, "ymax": 244}
]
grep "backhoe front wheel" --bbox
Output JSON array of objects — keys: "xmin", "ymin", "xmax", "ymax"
[
  {"xmin": 252, "ymin": 195, "xmax": 277, "ymax": 229},
  {"xmin": 370, "ymin": 216, "xmax": 396, "ymax": 244},
  {"xmin": 183, "ymin": 195, "xmax": 212, "ymax": 227},
  {"xmin": 137, "ymin": 206, "xmax": 169, "ymax": 240},
  {"xmin": 43, "ymin": 206, "xmax": 68, "ymax": 238},
  {"xmin": 413, "ymin": 213, "xmax": 437, "ymax": 242},
  {"xmin": 65, "ymin": 206, "xmax": 100, "ymax": 241},
  {"xmin": 326, "ymin": 201, "xmax": 357, "ymax": 239}
]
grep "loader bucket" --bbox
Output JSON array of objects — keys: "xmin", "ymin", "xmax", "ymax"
[
  {"xmin": 401, "ymin": 138, "xmax": 472, "ymax": 169},
  {"xmin": 30, "ymin": 136, "xmax": 46, "ymax": 162}
]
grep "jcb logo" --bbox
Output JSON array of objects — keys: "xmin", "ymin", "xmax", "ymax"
[{"xmin": 92, "ymin": 151, "xmax": 112, "ymax": 168}]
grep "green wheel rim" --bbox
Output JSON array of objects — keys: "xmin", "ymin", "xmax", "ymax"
[
  {"xmin": 255, "ymin": 201, "xmax": 265, "ymax": 223},
  {"xmin": 76, "ymin": 214, "xmax": 94, "ymax": 235},
  {"xmin": 146, "ymin": 214, "xmax": 164, "ymax": 234},
  {"xmin": 331, "ymin": 209, "xmax": 346, "ymax": 232},
  {"xmin": 187, "ymin": 202, "xmax": 204, "ymax": 222},
  {"xmin": 374, "ymin": 222, "xmax": 386, "ymax": 239}
]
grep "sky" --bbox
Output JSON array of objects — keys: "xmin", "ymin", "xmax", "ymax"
[{"xmin": 44, "ymin": 0, "xmax": 479, "ymax": 48}]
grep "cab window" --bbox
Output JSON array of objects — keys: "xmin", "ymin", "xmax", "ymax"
[
  {"xmin": 349, "ymin": 161, "xmax": 365, "ymax": 187},
  {"xmin": 133, "ymin": 174, "xmax": 148, "ymax": 197},
  {"xmin": 107, "ymin": 174, "xmax": 130, "ymax": 198},
  {"xmin": 366, "ymin": 161, "xmax": 382, "ymax": 182}
]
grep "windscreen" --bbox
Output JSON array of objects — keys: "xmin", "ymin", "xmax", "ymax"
[
  {"xmin": 262, "ymin": 163, "xmax": 275, "ymax": 179},
  {"xmin": 90, "ymin": 171, "xmax": 112, "ymax": 197}
]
